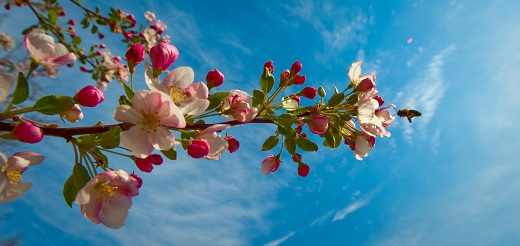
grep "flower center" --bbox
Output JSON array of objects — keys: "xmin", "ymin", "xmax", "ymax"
[
  {"xmin": 169, "ymin": 85, "xmax": 186, "ymax": 102},
  {"xmin": 95, "ymin": 182, "xmax": 118, "ymax": 202},
  {"xmin": 138, "ymin": 112, "xmax": 160, "ymax": 132}
]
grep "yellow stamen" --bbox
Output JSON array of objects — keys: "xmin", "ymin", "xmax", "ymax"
[
  {"xmin": 138, "ymin": 112, "xmax": 160, "ymax": 133},
  {"xmin": 7, "ymin": 170, "xmax": 22, "ymax": 185},
  {"xmin": 169, "ymin": 85, "xmax": 186, "ymax": 102},
  {"xmin": 95, "ymin": 182, "xmax": 119, "ymax": 202}
]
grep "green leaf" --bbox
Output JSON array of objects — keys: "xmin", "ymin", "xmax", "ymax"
[
  {"xmin": 97, "ymin": 126, "xmax": 121, "ymax": 149},
  {"xmin": 72, "ymin": 163, "xmax": 91, "ymax": 191},
  {"xmin": 48, "ymin": 9, "xmax": 58, "ymax": 24},
  {"xmin": 332, "ymin": 132, "xmax": 342, "ymax": 149},
  {"xmin": 12, "ymin": 72, "xmax": 29, "ymax": 104},
  {"xmin": 284, "ymin": 137, "xmax": 296, "ymax": 154},
  {"xmin": 277, "ymin": 125, "xmax": 296, "ymax": 137},
  {"xmin": 91, "ymin": 25, "xmax": 98, "ymax": 34},
  {"xmin": 327, "ymin": 92, "xmax": 345, "ymax": 107},
  {"xmin": 72, "ymin": 36, "xmax": 82, "ymax": 46},
  {"xmin": 161, "ymin": 147, "xmax": 177, "ymax": 160},
  {"xmin": 252, "ymin": 89, "xmax": 265, "ymax": 107},
  {"xmin": 262, "ymin": 135, "xmax": 279, "ymax": 151},
  {"xmin": 260, "ymin": 67, "xmax": 275, "ymax": 94},
  {"xmin": 295, "ymin": 138, "xmax": 318, "ymax": 152},
  {"xmin": 62, "ymin": 175, "xmax": 77, "ymax": 208},
  {"xmin": 207, "ymin": 92, "xmax": 229, "ymax": 111},
  {"xmin": 276, "ymin": 113, "xmax": 297, "ymax": 127},
  {"xmin": 122, "ymin": 81, "xmax": 134, "ymax": 99},
  {"xmin": 33, "ymin": 95, "xmax": 74, "ymax": 115},
  {"xmin": 323, "ymin": 128, "xmax": 335, "ymax": 149}
]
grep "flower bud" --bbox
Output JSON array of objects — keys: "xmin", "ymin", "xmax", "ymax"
[
  {"xmin": 13, "ymin": 121, "xmax": 43, "ymax": 143},
  {"xmin": 308, "ymin": 114, "xmax": 328, "ymax": 135},
  {"xmin": 263, "ymin": 60, "xmax": 274, "ymax": 73},
  {"xmin": 297, "ymin": 163, "xmax": 310, "ymax": 177},
  {"xmin": 318, "ymin": 86, "xmax": 326, "ymax": 97},
  {"xmin": 225, "ymin": 136, "xmax": 240, "ymax": 153},
  {"xmin": 290, "ymin": 61, "xmax": 302, "ymax": 74},
  {"xmin": 290, "ymin": 94, "xmax": 301, "ymax": 105},
  {"xmin": 135, "ymin": 157, "xmax": 154, "ymax": 173},
  {"xmin": 300, "ymin": 86, "xmax": 317, "ymax": 99},
  {"xmin": 68, "ymin": 19, "xmax": 76, "ymax": 25},
  {"xmin": 149, "ymin": 154, "xmax": 163, "ymax": 165},
  {"xmin": 150, "ymin": 42, "xmax": 179, "ymax": 71},
  {"xmin": 280, "ymin": 69, "xmax": 290, "ymax": 85},
  {"xmin": 206, "ymin": 69, "xmax": 225, "ymax": 88},
  {"xmin": 293, "ymin": 74, "xmax": 306, "ymax": 85},
  {"xmin": 130, "ymin": 173, "xmax": 143, "ymax": 188},
  {"xmin": 77, "ymin": 85, "xmax": 104, "ymax": 107},
  {"xmin": 125, "ymin": 43, "xmax": 145, "ymax": 64},
  {"xmin": 60, "ymin": 104, "xmax": 83, "ymax": 123},
  {"xmin": 373, "ymin": 95, "xmax": 385, "ymax": 106},
  {"xmin": 261, "ymin": 155, "xmax": 281, "ymax": 175},
  {"xmin": 187, "ymin": 139, "xmax": 210, "ymax": 159}
]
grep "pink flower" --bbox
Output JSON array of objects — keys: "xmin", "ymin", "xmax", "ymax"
[
  {"xmin": 347, "ymin": 60, "xmax": 362, "ymax": 84},
  {"xmin": 77, "ymin": 85, "xmax": 104, "ymax": 107},
  {"xmin": 60, "ymin": 104, "xmax": 83, "ymax": 123},
  {"xmin": 300, "ymin": 86, "xmax": 317, "ymax": 99},
  {"xmin": 125, "ymin": 43, "xmax": 144, "ymax": 64},
  {"xmin": 293, "ymin": 74, "xmax": 306, "ymax": 85},
  {"xmin": 75, "ymin": 169, "xmax": 140, "ymax": 229},
  {"xmin": 187, "ymin": 139, "xmax": 211, "ymax": 159},
  {"xmin": 222, "ymin": 90, "xmax": 258, "ymax": 123},
  {"xmin": 352, "ymin": 133, "xmax": 375, "ymax": 160},
  {"xmin": 0, "ymin": 151, "xmax": 44, "ymax": 202},
  {"xmin": 291, "ymin": 61, "xmax": 302, "ymax": 74},
  {"xmin": 225, "ymin": 136, "xmax": 240, "ymax": 153},
  {"xmin": 308, "ymin": 114, "xmax": 328, "ymax": 134},
  {"xmin": 149, "ymin": 42, "xmax": 178, "ymax": 70},
  {"xmin": 297, "ymin": 163, "xmax": 310, "ymax": 177},
  {"xmin": 261, "ymin": 155, "xmax": 281, "ymax": 175},
  {"xmin": 205, "ymin": 69, "xmax": 225, "ymax": 88},
  {"xmin": 13, "ymin": 122, "xmax": 43, "ymax": 143},
  {"xmin": 23, "ymin": 29, "xmax": 76, "ymax": 67},
  {"xmin": 114, "ymin": 90, "xmax": 186, "ymax": 158},
  {"xmin": 145, "ymin": 65, "xmax": 209, "ymax": 115},
  {"xmin": 199, "ymin": 124, "xmax": 231, "ymax": 160},
  {"xmin": 263, "ymin": 60, "xmax": 274, "ymax": 73},
  {"xmin": 144, "ymin": 11, "xmax": 155, "ymax": 22}
]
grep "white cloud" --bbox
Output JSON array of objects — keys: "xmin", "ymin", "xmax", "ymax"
[
  {"xmin": 218, "ymin": 33, "xmax": 253, "ymax": 56},
  {"xmin": 264, "ymin": 231, "xmax": 296, "ymax": 246},
  {"xmin": 332, "ymin": 187, "xmax": 380, "ymax": 222}
]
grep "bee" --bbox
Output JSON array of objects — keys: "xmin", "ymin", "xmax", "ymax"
[{"xmin": 396, "ymin": 108, "xmax": 422, "ymax": 123}]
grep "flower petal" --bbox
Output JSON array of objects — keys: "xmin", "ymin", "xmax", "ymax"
[
  {"xmin": 0, "ymin": 73, "xmax": 15, "ymax": 105},
  {"xmin": 0, "ymin": 181, "xmax": 32, "ymax": 202},
  {"xmin": 47, "ymin": 52, "xmax": 76, "ymax": 66},
  {"xmin": 114, "ymin": 105, "xmax": 140, "ymax": 124},
  {"xmin": 98, "ymin": 195, "xmax": 132, "ymax": 229},
  {"xmin": 180, "ymin": 99, "xmax": 209, "ymax": 116},
  {"xmin": 5, "ymin": 156, "xmax": 30, "ymax": 172},
  {"xmin": 162, "ymin": 66, "xmax": 194, "ymax": 89},
  {"xmin": 144, "ymin": 63, "xmax": 166, "ymax": 92},
  {"xmin": 13, "ymin": 151, "xmax": 44, "ymax": 166},
  {"xmin": 201, "ymin": 133, "xmax": 228, "ymax": 160},
  {"xmin": 121, "ymin": 127, "xmax": 154, "ymax": 158},
  {"xmin": 148, "ymin": 126, "xmax": 174, "ymax": 151},
  {"xmin": 24, "ymin": 29, "xmax": 55, "ymax": 61}
]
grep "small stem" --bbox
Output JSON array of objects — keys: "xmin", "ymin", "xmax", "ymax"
[{"xmin": 95, "ymin": 147, "xmax": 133, "ymax": 158}]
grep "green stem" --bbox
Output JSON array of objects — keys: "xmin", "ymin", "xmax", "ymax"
[{"xmin": 95, "ymin": 147, "xmax": 133, "ymax": 158}]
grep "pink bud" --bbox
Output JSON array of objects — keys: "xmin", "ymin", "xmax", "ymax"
[
  {"xmin": 292, "ymin": 153, "xmax": 302, "ymax": 162},
  {"xmin": 68, "ymin": 19, "xmax": 75, "ymax": 25},
  {"xmin": 130, "ymin": 173, "xmax": 143, "ymax": 188},
  {"xmin": 261, "ymin": 155, "xmax": 281, "ymax": 175},
  {"xmin": 373, "ymin": 95, "xmax": 385, "ymax": 106},
  {"xmin": 125, "ymin": 44, "xmax": 144, "ymax": 64},
  {"xmin": 225, "ymin": 136, "xmax": 240, "ymax": 153},
  {"xmin": 123, "ymin": 32, "xmax": 133, "ymax": 40},
  {"xmin": 98, "ymin": 33, "xmax": 105, "ymax": 39},
  {"xmin": 206, "ymin": 69, "xmax": 225, "ymax": 88},
  {"xmin": 308, "ymin": 114, "xmax": 328, "ymax": 135},
  {"xmin": 148, "ymin": 154, "xmax": 163, "ymax": 165},
  {"xmin": 68, "ymin": 26, "xmax": 75, "ymax": 32},
  {"xmin": 4, "ymin": 4, "xmax": 10, "ymax": 10},
  {"xmin": 301, "ymin": 86, "xmax": 317, "ymax": 99},
  {"xmin": 135, "ymin": 158, "xmax": 154, "ymax": 173},
  {"xmin": 280, "ymin": 69, "xmax": 290, "ymax": 85},
  {"xmin": 263, "ymin": 60, "xmax": 274, "ymax": 73},
  {"xmin": 357, "ymin": 76, "xmax": 375, "ymax": 92},
  {"xmin": 70, "ymin": 33, "xmax": 77, "ymax": 39},
  {"xmin": 297, "ymin": 163, "xmax": 310, "ymax": 177},
  {"xmin": 291, "ymin": 61, "xmax": 302, "ymax": 74},
  {"xmin": 290, "ymin": 94, "xmax": 301, "ymax": 105},
  {"xmin": 293, "ymin": 75, "xmax": 306, "ymax": 85},
  {"xmin": 150, "ymin": 42, "xmax": 179, "ymax": 71},
  {"xmin": 187, "ymin": 139, "xmax": 210, "ymax": 159},
  {"xmin": 60, "ymin": 104, "xmax": 83, "ymax": 123},
  {"xmin": 80, "ymin": 66, "xmax": 87, "ymax": 72},
  {"xmin": 77, "ymin": 85, "xmax": 104, "ymax": 107},
  {"xmin": 100, "ymin": 43, "xmax": 106, "ymax": 48},
  {"xmin": 13, "ymin": 121, "xmax": 43, "ymax": 143}
]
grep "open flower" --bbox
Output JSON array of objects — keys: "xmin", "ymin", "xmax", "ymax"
[
  {"xmin": 114, "ymin": 90, "xmax": 186, "ymax": 158},
  {"xmin": 0, "ymin": 151, "xmax": 44, "ymax": 202},
  {"xmin": 23, "ymin": 29, "xmax": 76, "ymax": 67},
  {"xmin": 199, "ymin": 124, "xmax": 230, "ymax": 160},
  {"xmin": 75, "ymin": 169, "xmax": 140, "ymax": 229},
  {"xmin": 222, "ymin": 90, "xmax": 257, "ymax": 123},
  {"xmin": 145, "ymin": 64, "xmax": 209, "ymax": 115}
]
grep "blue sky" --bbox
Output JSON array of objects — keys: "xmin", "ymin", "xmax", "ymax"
[{"xmin": 1, "ymin": 0, "xmax": 520, "ymax": 245}]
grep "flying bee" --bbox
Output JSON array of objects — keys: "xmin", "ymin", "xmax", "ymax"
[{"xmin": 396, "ymin": 108, "xmax": 422, "ymax": 123}]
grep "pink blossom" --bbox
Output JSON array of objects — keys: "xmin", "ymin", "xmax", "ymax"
[
  {"xmin": 144, "ymin": 11, "xmax": 155, "ymax": 22},
  {"xmin": 293, "ymin": 74, "xmax": 306, "ymax": 85},
  {"xmin": 13, "ymin": 122, "xmax": 43, "ymax": 143},
  {"xmin": 300, "ymin": 86, "xmax": 317, "ymax": 99},
  {"xmin": 60, "ymin": 104, "xmax": 83, "ymax": 123},
  {"xmin": 187, "ymin": 139, "xmax": 211, "ymax": 159},
  {"xmin": 291, "ymin": 61, "xmax": 302, "ymax": 74},
  {"xmin": 0, "ymin": 151, "xmax": 44, "ymax": 202},
  {"xmin": 205, "ymin": 69, "xmax": 225, "ymax": 88},
  {"xmin": 347, "ymin": 60, "xmax": 362, "ymax": 84},
  {"xmin": 352, "ymin": 133, "xmax": 376, "ymax": 160},
  {"xmin": 75, "ymin": 169, "xmax": 140, "ymax": 229},
  {"xmin": 222, "ymin": 90, "xmax": 258, "ymax": 123},
  {"xmin": 199, "ymin": 124, "xmax": 231, "ymax": 160},
  {"xmin": 23, "ymin": 29, "xmax": 76, "ymax": 67},
  {"xmin": 149, "ymin": 42, "xmax": 178, "ymax": 70},
  {"xmin": 297, "ymin": 163, "xmax": 310, "ymax": 177},
  {"xmin": 77, "ymin": 85, "xmax": 104, "ymax": 107},
  {"xmin": 261, "ymin": 155, "xmax": 281, "ymax": 175},
  {"xmin": 114, "ymin": 90, "xmax": 186, "ymax": 158},
  {"xmin": 145, "ymin": 64, "xmax": 209, "ymax": 115},
  {"xmin": 263, "ymin": 60, "xmax": 274, "ymax": 73},
  {"xmin": 225, "ymin": 136, "xmax": 240, "ymax": 153},
  {"xmin": 308, "ymin": 114, "xmax": 328, "ymax": 135}
]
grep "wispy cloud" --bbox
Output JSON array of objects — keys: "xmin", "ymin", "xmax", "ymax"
[
  {"xmin": 219, "ymin": 33, "xmax": 253, "ymax": 56},
  {"xmin": 332, "ymin": 187, "xmax": 380, "ymax": 222},
  {"xmin": 264, "ymin": 231, "xmax": 296, "ymax": 246}
]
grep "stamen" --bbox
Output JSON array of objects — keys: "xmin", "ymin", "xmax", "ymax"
[{"xmin": 169, "ymin": 85, "xmax": 186, "ymax": 102}]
